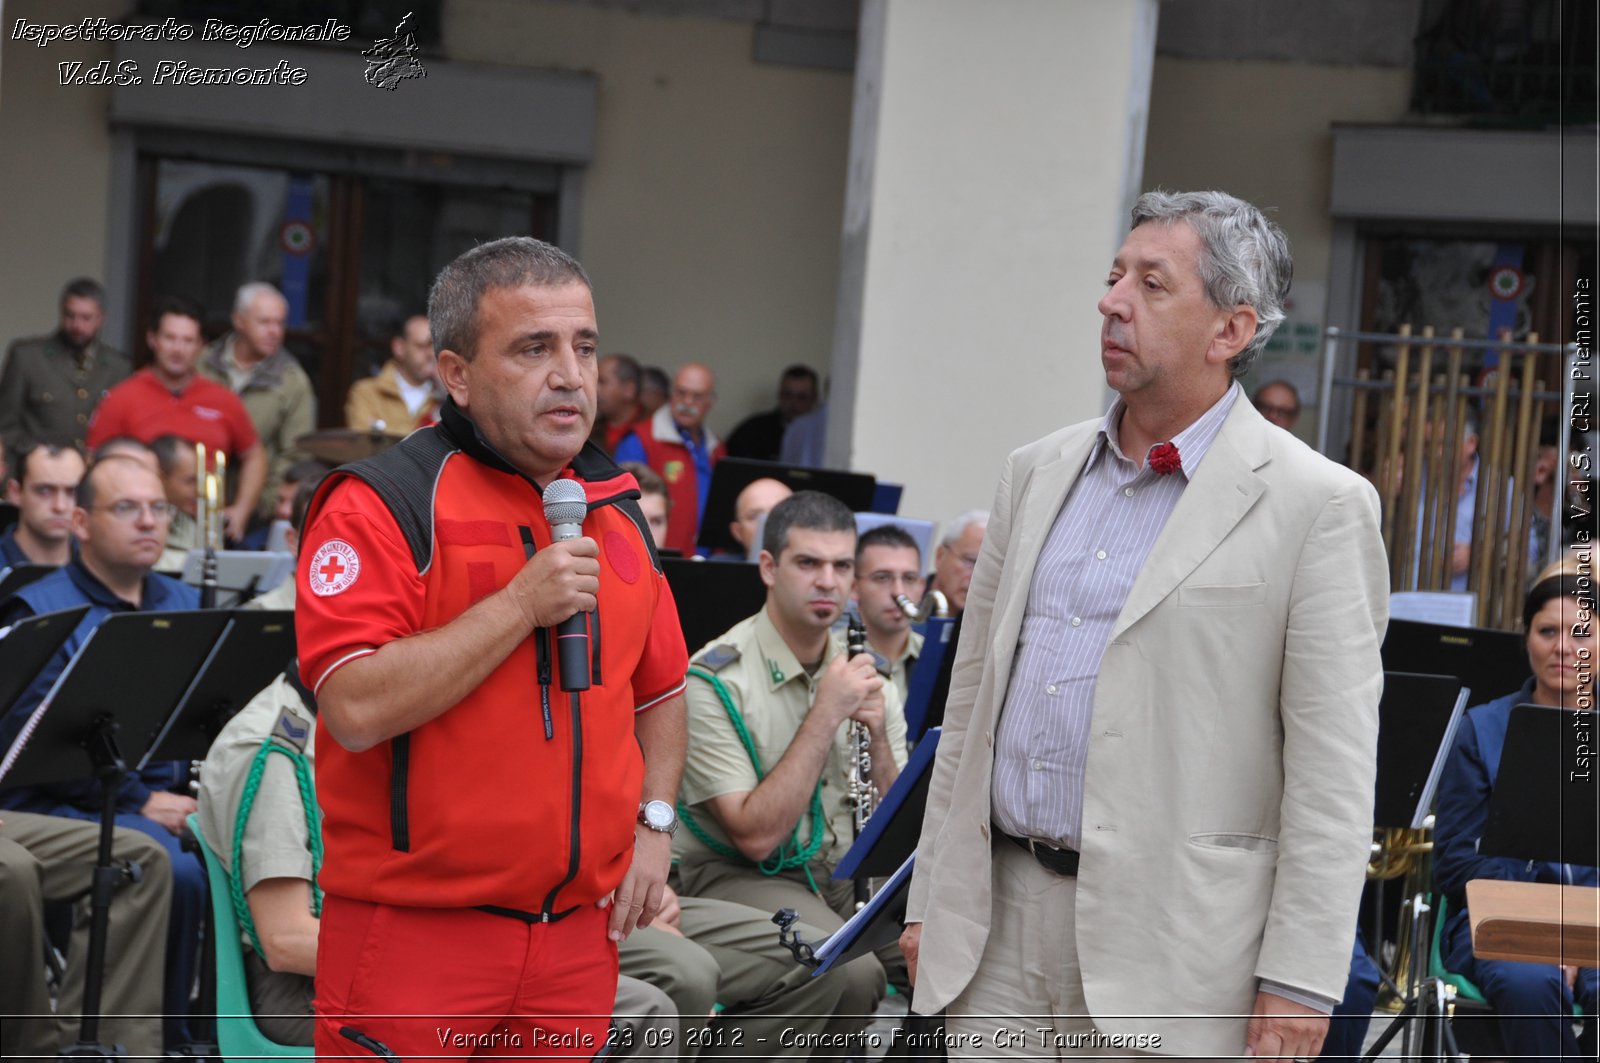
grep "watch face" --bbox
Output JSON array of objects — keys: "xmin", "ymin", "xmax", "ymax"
[{"xmin": 643, "ymin": 800, "xmax": 674, "ymax": 829}]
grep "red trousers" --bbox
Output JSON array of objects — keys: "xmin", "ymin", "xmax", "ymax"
[{"xmin": 314, "ymin": 895, "xmax": 618, "ymax": 1060}]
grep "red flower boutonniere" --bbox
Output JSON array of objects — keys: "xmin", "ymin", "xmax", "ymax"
[{"xmin": 1148, "ymin": 442, "xmax": 1182, "ymax": 475}]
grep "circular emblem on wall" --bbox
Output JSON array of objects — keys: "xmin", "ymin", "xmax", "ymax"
[
  {"xmin": 1488, "ymin": 265, "xmax": 1525, "ymax": 301},
  {"xmin": 309, "ymin": 539, "xmax": 361, "ymax": 597},
  {"xmin": 280, "ymin": 220, "xmax": 316, "ymax": 256}
]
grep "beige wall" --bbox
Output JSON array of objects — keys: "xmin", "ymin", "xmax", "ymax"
[
  {"xmin": 446, "ymin": 0, "xmax": 855, "ymax": 438},
  {"xmin": 1143, "ymin": 57, "xmax": 1410, "ymax": 288},
  {"xmin": 0, "ymin": 0, "xmax": 125, "ymax": 356}
]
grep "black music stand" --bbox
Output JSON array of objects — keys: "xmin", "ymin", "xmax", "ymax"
[
  {"xmin": 662, "ymin": 557, "xmax": 767, "ymax": 657},
  {"xmin": 139, "ymin": 610, "xmax": 297, "ymax": 766},
  {"xmin": 0, "ymin": 561, "xmax": 56, "ymax": 601},
  {"xmin": 1481, "ymin": 703, "xmax": 1599, "ymax": 868},
  {"xmin": 903, "ymin": 620, "xmax": 955, "ymax": 744},
  {"xmin": 0, "ymin": 610, "xmax": 230, "ymax": 1060},
  {"xmin": 695, "ymin": 458, "xmax": 878, "ymax": 556},
  {"xmin": 0, "ymin": 607, "xmax": 89, "ymax": 723},
  {"xmin": 833, "ymin": 728, "xmax": 941, "ymax": 882},
  {"xmin": 1381, "ymin": 619, "xmax": 1529, "ymax": 706},
  {"xmin": 810, "ymin": 854, "xmax": 916, "ymax": 974},
  {"xmin": 1361, "ymin": 672, "xmax": 1469, "ymax": 1063}
]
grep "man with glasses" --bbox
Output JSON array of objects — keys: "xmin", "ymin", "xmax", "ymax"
[
  {"xmin": 616, "ymin": 362, "xmax": 725, "ymax": 554},
  {"xmin": 924, "ymin": 510, "xmax": 988, "ymax": 618},
  {"xmin": 2, "ymin": 439, "xmax": 86, "ymax": 567},
  {"xmin": 0, "ymin": 454, "xmax": 206, "ymax": 1050},
  {"xmin": 853, "ymin": 524, "xmax": 926, "ymax": 703},
  {"xmin": 1252, "ymin": 379, "xmax": 1301, "ymax": 433}
]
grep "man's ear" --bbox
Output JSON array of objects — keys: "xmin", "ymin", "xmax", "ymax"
[
  {"xmin": 1206, "ymin": 305, "xmax": 1260, "ymax": 368},
  {"xmin": 436, "ymin": 350, "xmax": 470, "ymax": 405},
  {"xmin": 4, "ymin": 479, "xmax": 18, "ymax": 506},
  {"xmin": 758, "ymin": 549, "xmax": 777, "ymax": 588},
  {"xmin": 70, "ymin": 506, "xmax": 91, "ymax": 544}
]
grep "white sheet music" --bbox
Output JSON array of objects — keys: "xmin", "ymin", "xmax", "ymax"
[{"xmin": 1389, "ymin": 590, "xmax": 1477, "ymax": 628}]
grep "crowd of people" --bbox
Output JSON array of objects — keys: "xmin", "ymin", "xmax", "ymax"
[{"xmin": 0, "ymin": 188, "xmax": 1592, "ymax": 1062}]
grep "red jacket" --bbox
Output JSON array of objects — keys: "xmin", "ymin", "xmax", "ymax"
[
  {"xmin": 298, "ymin": 402, "xmax": 687, "ymax": 916},
  {"xmin": 621, "ymin": 405, "xmax": 725, "ymax": 554}
]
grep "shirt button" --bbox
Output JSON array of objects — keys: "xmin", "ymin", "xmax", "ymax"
[
  {"xmin": 76, "ymin": 413, "xmax": 87, "ymax": 424},
  {"xmin": 1071, "ymin": 616, "xmax": 1083, "ymax": 628},
  {"xmin": 1046, "ymin": 684, "xmax": 1058, "ymax": 695},
  {"xmin": 1095, "ymin": 550, "xmax": 1107, "ymax": 560},
  {"xmin": 1124, "ymin": 487, "xmax": 1135, "ymax": 497},
  {"xmin": 76, "ymin": 388, "xmax": 88, "ymax": 399},
  {"xmin": 1031, "ymin": 759, "xmax": 1044, "ymax": 771}
]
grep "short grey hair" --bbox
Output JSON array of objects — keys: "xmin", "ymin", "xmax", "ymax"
[
  {"xmin": 233, "ymin": 282, "xmax": 285, "ymax": 316},
  {"xmin": 1130, "ymin": 190, "xmax": 1292, "ymax": 379},
  {"xmin": 429, "ymin": 237, "xmax": 592, "ymax": 361},
  {"xmin": 940, "ymin": 510, "xmax": 989, "ymax": 549}
]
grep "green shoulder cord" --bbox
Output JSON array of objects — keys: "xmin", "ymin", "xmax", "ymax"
[
  {"xmin": 229, "ymin": 735, "xmax": 322, "ymax": 958},
  {"xmin": 677, "ymin": 666, "xmax": 827, "ymax": 893}
]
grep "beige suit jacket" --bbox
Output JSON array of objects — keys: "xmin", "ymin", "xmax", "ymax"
[{"xmin": 906, "ymin": 397, "xmax": 1388, "ymax": 1057}]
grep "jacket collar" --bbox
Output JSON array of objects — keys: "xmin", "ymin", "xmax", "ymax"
[
  {"xmin": 649, "ymin": 403, "xmax": 720, "ymax": 453},
  {"xmin": 436, "ymin": 398, "xmax": 632, "ymax": 495},
  {"xmin": 64, "ymin": 556, "xmax": 158, "ymax": 612},
  {"xmin": 206, "ymin": 335, "xmax": 290, "ymax": 390}
]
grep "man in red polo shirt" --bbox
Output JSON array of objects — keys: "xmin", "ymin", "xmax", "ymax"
[
  {"xmin": 297, "ymin": 237, "xmax": 688, "ymax": 1061},
  {"xmin": 87, "ymin": 297, "xmax": 266, "ymax": 540}
]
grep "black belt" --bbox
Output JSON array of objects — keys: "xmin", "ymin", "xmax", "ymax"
[{"xmin": 1003, "ymin": 832, "xmax": 1080, "ymax": 876}]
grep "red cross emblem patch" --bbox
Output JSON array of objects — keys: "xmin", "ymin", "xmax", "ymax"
[{"xmin": 309, "ymin": 539, "xmax": 361, "ymax": 597}]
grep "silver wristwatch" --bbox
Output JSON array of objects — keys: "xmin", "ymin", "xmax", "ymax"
[{"xmin": 638, "ymin": 799, "xmax": 678, "ymax": 836}]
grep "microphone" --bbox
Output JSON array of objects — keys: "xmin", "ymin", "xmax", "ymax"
[{"xmin": 542, "ymin": 478, "xmax": 592, "ymax": 692}]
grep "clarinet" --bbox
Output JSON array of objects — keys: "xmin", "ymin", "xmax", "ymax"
[{"xmin": 844, "ymin": 613, "xmax": 878, "ymax": 905}]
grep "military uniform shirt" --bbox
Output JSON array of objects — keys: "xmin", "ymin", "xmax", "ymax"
[{"xmin": 676, "ymin": 607, "xmax": 908, "ymax": 875}]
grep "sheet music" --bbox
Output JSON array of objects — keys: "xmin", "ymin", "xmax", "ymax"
[
  {"xmin": 1389, "ymin": 591, "xmax": 1477, "ymax": 628},
  {"xmin": 813, "ymin": 853, "xmax": 915, "ymax": 965}
]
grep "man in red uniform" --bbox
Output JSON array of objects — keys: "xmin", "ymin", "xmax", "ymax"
[
  {"xmin": 87, "ymin": 297, "xmax": 267, "ymax": 540},
  {"xmin": 297, "ymin": 237, "xmax": 689, "ymax": 1060},
  {"xmin": 614, "ymin": 363, "xmax": 725, "ymax": 554}
]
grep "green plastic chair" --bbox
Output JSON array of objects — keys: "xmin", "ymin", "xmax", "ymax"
[
  {"xmin": 187, "ymin": 813, "xmax": 314, "ymax": 1061},
  {"xmin": 1427, "ymin": 893, "xmax": 1488, "ymax": 1004}
]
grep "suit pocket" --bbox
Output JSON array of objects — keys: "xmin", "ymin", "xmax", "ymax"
[
  {"xmin": 1189, "ymin": 831, "xmax": 1278, "ymax": 854},
  {"xmin": 1177, "ymin": 582, "xmax": 1267, "ymax": 608}
]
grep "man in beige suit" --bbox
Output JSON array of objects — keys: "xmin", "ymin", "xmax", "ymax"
[{"xmin": 901, "ymin": 191, "xmax": 1387, "ymax": 1061}]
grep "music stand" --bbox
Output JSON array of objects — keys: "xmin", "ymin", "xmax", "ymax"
[
  {"xmin": 833, "ymin": 728, "xmax": 941, "ymax": 881},
  {"xmin": 1481, "ymin": 703, "xmax": 1599, "ymax": 868},
  {"xmin": 810, "ymin": 855, "xmax": 916, "ymax": 974},
  {"xmin": 179, "ymin": 550, "xmax": 295, "ymax": 608},
  {"xmin": 0, "ymin": 562, "xmax": 56, "ymax": 601},
  {"xmin": 0, "ymin": 607, "xmax": 89, "ymax": 723},
  {"xmin": 695, "ymin": 458, "xmax": 878, "ymax": 556},
  {"xmin": 903, "ymin": 619, "xmax": 956, "ymax": 744},
  {"xmin": 662, "ymin": 557, "xmax": 767, "ymax": 657},
  {"xmin": 0, "ymin": 610, "xmax": 230, "ymax": 1059},
  {"xmin": 1361, "ymin": 672, "xmax": 1469, "ymax": 1063},
  {"xmin": 1381, "ymin": 619, "xmax": 1529, "ymax": 706},
  {"xmin": 140, "ymin": 610, "xmax": 297, "ymax": 766}
]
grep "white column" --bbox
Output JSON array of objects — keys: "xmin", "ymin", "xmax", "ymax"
[{"xmin": 829, "ymin": 0, "xmax": 1160, "ymax": 528}]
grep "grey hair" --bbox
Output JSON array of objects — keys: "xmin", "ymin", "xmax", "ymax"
[
  {"xmin": 1130, "ymin": 190, "xmax": 1292, "ymax": 379},
  {"xmin": 428, "ymin": 237, "xmax": 591, "ymax": 361},
  {"xmin": 940, "ymin": 510, "xmax": 989, "ymax": 549},
  {"xmin": 233, "ymin": 282, "xmax": 285, "ymax": 316}
]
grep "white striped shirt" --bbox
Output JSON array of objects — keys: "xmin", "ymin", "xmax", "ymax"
[{"xmin": 991, "ymin": 384, "xmax": 1241, "ymax": 850}]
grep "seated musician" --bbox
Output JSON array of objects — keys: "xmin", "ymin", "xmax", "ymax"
[
  {"xmin": 852, "ymin": 523, "xmax": 926, "ymax": 704},
  {"xmin": 0, "ymin": 454, "xmax": 205, "ymax": 1049},
  {"xmin": 1434, "ymin": 564, "xmax": 1598, "ymax": 1060},
  {"xmin": 1, "ymin": 438, "xmax": 85, "ymax": 567},
  {"xmin": 675, "ymin": 490, "xmax": 909, "ymax": 1056}
]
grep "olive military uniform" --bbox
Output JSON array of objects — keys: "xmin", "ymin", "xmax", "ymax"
[{"xmin": 0, "ymin": 334, "xmax": 129, "ymax": 449}]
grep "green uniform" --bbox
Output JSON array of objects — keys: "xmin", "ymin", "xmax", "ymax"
[
  {"xmin": 199, "ymin": 336, "xmax": 315, "ymax": 516},
  {"xmin": 675, "ymin": 608, "xmax": 909, "ymax": 1056},
  {"xmin": 879, "ymin": 629, "xmax": 924, "ymax": 707},
  {"xmin": 0, "ymin": 333, "xmax": 129, "ymax": 449}
]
